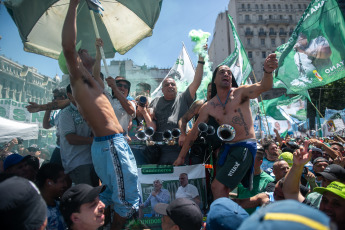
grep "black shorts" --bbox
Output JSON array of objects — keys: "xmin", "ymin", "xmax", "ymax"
[{"xmin": 216, "ymin": 145, "xmax": 253, "ymax": 190}]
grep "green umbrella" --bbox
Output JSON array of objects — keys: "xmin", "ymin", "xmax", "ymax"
[{"xmin": 4, "ymin": 0, "xmax": 162, "ymax": 59}]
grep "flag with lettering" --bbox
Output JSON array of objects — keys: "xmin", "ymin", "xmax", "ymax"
[
  {"xmin": 275, "ymin": 0, "xmax": 345, "ymax": 95},
  {"xmin": 221, "ymin": 15, "xmax": 252, "ymax": 86},
  {"xmin": 151, "ymin": 44, "xmax": 195, "ymax": 98}
]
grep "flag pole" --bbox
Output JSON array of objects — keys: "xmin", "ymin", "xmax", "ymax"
[
  {"xmin": 89, "ymin": 11, "xmax": 110, "ymax": 78},
  {"xmin": 251, "ymin": 70, "xmax": 271, "ymax": 138}
]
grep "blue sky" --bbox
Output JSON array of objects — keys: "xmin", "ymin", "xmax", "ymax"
[{"xmin": 0, "ymin": 0, "xmax": 229, "ymax": 78}]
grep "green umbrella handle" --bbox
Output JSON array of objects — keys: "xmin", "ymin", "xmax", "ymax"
[{"xmin": 89, "ymin": 10, "xmax": 110, "ymax": 78}]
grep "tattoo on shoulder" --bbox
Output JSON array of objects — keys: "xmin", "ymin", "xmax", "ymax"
[{"xmin": 232, "ymin": 108, "xmax": 249, "ymax": 136}]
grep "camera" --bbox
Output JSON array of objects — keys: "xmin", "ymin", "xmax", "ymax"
[{"xmin": 138, "ymin": 96, "xmax": 147, "ymax": 107}]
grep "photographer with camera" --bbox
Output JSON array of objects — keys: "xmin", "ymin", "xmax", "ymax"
[{"xmin": 128, "ymin": 95, "xmax": 155, "ymax": 166}]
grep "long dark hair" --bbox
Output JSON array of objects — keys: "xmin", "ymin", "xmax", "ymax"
[{"xmin": 211, "ymin": 65, "xmax": 238, "ymax": 98}]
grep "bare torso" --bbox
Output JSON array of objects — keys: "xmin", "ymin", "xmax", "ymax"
[
  {"xmin": 71, "ymin": 75, "xmax": 123, "ymax": 137},
  {"xmin": 206, "ymin": 87, "xmax": 255, "ymax": 142}
]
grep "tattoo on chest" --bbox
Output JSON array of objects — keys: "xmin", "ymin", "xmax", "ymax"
[
  {"xmin": 210, "ymin": 101, "xmax": 222, "ymax": 108},
  {"xmin": 232, "ymin": 108, "xmax": 249, "ymax": 136}
]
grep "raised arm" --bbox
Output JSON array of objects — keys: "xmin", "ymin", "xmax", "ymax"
[
  {"xmin": 106, "ymin": 77, "xmax": 135, "ymax": 116},
  {"xmin": 62, "ymin": 0, "xmax": 89, "ymax": 82},
  {"xmin": 239, "ymin": 53, "xmax": 278, "ymax": 100},
  {"xmin": 178, "ymin": 100, "xmax": 204, "ymax": 146},
  {"xmin": 309, "ymin": 138, "xmax": 340, "ymax": 159},
  {"xmin": 188, "ymin": 45, "xmax": 207, "ymax": 100},
  {"xmin": 92, "ymin": 38, "xmax": 105, "ymax": 89},
  {"xmin": 274, "ymin": 128, "xmax": 284, "ymax": 148},
  {"xmin": 173, "ymin": 103, "xmax": 209, "ymax": 166},
  {"xmin": 283, "ymin": 141, "xmax": 311, "ymax": 202}
]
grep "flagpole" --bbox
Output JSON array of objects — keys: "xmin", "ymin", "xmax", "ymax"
[
  {"xmin": 89, "ymin": 11, "xmax": 110, "ymax": 78},
  {"xmin": 251, "ymin": 70, "xmax": 271, "ymax": 138}
]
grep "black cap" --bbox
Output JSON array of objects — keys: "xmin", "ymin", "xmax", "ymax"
[
  {"xmin": 60, "ymin": 184, "xmax": 105, "ymax": 221},
  {"xmin": 0, "ymin": 176, "xmax": 47, "ymax": 229},
  {"xmin": 312, "ymin": 157, "xmax": 329, "ymax": 165},
  {"xmin": 154, "ymin": 198, "xmax": 203, "ymax": 230},
  {"xmin": 315, "ymin": 164, "xmax": 345, "ymax": 182}
]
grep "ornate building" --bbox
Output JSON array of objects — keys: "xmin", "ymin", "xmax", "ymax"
[
  {"xmin": 0, "ymin": 55, "xmax": 60, "ymax": 103},
  {"xmin": 209, "ymin": 0, "xmax": 310, "ymax": 99},
  {"xmin": 60, "ymin": 59, "xmax": 170, "ymax": 97}
]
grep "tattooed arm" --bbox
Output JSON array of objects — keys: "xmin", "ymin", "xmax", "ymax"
[
  {"xmin": 178, "ymin": 100, "xmax": 204, "ymax": 146},
  {"xmin": 174, "ymin": 103, "xmax": 209, "ymax": 166}
]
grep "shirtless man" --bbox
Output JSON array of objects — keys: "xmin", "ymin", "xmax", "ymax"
[
  {"xmin": 62, "ymin": 0, "xmax": 139, "ymax": 229},
  {"xmin": 174, "ymin": 54, "xmax": 278, "ymax": 199}
]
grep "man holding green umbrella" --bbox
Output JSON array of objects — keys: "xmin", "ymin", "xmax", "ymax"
[{"xmin": 62, "ymin": 0, "xmax": 139, "ymax": 229}]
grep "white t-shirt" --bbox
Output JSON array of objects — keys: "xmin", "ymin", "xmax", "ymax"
[
  {"xmin": 104, "ymin": 90, "xmax": 136, "ymax": 134},
  {"xmin": 175, "ymin": 184, "xmax": 199, "ymax": 200}
]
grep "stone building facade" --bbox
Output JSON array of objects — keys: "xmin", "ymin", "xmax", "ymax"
[
  {"xmin": 0, "ymin": 55, "xmax": 60, "ymax": 103},
  {"xmin": 61, "ymin": 59, "xmax": 170, "ymax": 98}
]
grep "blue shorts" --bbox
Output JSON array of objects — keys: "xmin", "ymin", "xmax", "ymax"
[{"xmin": 92, "ymin": 133, "xmax": 139, "ymax": 218}]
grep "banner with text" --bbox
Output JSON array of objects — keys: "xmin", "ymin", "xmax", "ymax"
[{"xmin": 0, "ymin": 99, "xmax": 45, "ymax": 126}]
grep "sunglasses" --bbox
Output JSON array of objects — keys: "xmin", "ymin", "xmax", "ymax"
[{"xmin": 116, "ymin": 83, "xmax": 129, "ymax": 89}]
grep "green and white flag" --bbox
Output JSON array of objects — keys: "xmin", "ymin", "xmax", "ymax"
[
  {"xmin": 151, "ymin": 44, "xmax": 195, "ymax": 98},
  {"xmin": 259, "ymin": 95, "xmax": 307, "ymax": 121},
  {"xmin": 221, "ymin": 15, "xmax": 252, "ymax": 86},
  {"xmin": 275, "ymin": 0, "xmax": 345, "ymax": 95}
]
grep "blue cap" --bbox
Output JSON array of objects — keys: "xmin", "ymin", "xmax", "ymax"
[
  {"xmin": 3, "ymin": 154, "xmax": 24, "ymax": 171},
  {"xmin": 238, "ymin": 200, "xmax": 331, "ymax": 230},
  {"xmin": 206, "ymin": 198, "xmax": 249, "ymax": 230}
]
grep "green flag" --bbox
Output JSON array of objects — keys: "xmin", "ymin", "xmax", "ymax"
[
  {"xmin": 259, "ymin": 95, "xmax": 291, "ymax": 120},
  {"xmin": 281, "ymin": 129, "xmax": 289, "ymax": 138},
  {"xmin": 221, "ymin": 15, "xmax": 252, "ymax": 86},
  {"xmin": 275, "ymin": 0, "xmax": 345, "ymax": 95},
  {"xmin": 259, "ymin": 95, "xmax": 307, "ymax": 121}
]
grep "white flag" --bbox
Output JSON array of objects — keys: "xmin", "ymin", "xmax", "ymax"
[{"xmin": 151, "ymin": 44, "xmax": 195, "ymax": 99}]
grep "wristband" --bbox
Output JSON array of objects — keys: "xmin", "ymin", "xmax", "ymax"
[
  {"xmin": 198, "ymin": 61, "xmax": 205, "ymax": 65},
  {"xmin": 263, "ymin": 67, "xmax": 273, "ymax": 74}
]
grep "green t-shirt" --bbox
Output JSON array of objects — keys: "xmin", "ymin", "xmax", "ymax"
[{"xmin": 237, "ymin": 171, "xmax": 274, "ymax": 214}]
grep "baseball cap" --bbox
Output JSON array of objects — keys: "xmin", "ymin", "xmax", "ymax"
[
  {"xmin": 314, "ymin": 181, "xmax": 345, "ymax": 200},
  {"xmin": 154, "ymin": 198, "xmax": 203, "ymax": 230},
  {"xmin": 0, "ymin": 176, "xmax": 47, "ymax": 229},
  {"xmin": 315, "ymin": 164, "xmax": 345, "ymax": 182},
  {"xmin": 313, "ymin": 157, "xmax": 329, "ymax": 165},
  {"xmin": 115, "ymin": 76, "xmax": 131, "ymax": 89},
  {"xmin": 206, "ymin": 198, "xmax": 249, "ymax": 230},
  {"xmin": 3, "ymin": 153, "xmax": 30, "ymax": 171},
  {"xmin": 238, "ymin": 200, "xmax": 331, "ymax": 230},
  {"xmin": 60, "ymin": 184, "xmax": 105, "ymax": 220},
  {"xmin": 311, "ymin": 147, "xmax": 323, "ymax": 155}
]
